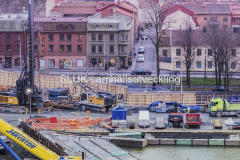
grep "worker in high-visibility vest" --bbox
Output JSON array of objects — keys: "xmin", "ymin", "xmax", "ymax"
[{"xmin": 187, "ymin": 107, "xmax": 190, "ymax": 113}]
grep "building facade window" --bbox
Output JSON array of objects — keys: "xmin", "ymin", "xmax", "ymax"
[
  {"xmin": 90, "ymin": 58, "xmax": 97, "ymax": 67},
  {"xmin": 208, "ymin": 61, "xmax": 212, "ymax": 68},
  {"xmin": 110, "ymin": 34, "xmax": 114, "ymax": 41},
  {"xmin": 6, "ymin": 45, "xmax": 11, "ymax": 52},
  {"xmin": 231, "ymin": 49, "xmax": 236, "ymax": 56},
  {"xmin": 108, "ymin": 58, "xmax": 116, "ymax": 67},
  {"xmin": 66, "ymin": 34, "xmax": 71, "ymax": 41},
  {"xmin": 176, "ymin": 61, "xmax": 181, "ymax": 68},
  {"xmin": 98, "ymin": 34, "xmax": 103, "ymax": 41},
  {"xmin": 14, "ymin": 58, "xmax": 20, "ymax": 66},
  {"xmin": 66, "ymin": 45, "xmax": 72, "ymax": 52},
  {"xmin": 57, "ymin": 24, "xmax": 64, "ymax": 30},
  {"xmin": 77, "ymin": 59, "xmax": 84, "ymax": 67},
  {"xmin": 16, "ymin": 45, "xmax": 20, "ymax": 52},
  {"xmin": 98, "ymin": 46, "xmax": 103, "ymax": 53},
  {"xmin": 125, "ymin": 34, "xmax": 128, "ymax": 41},
  {"xmin": 92, "ymin": 46, "xmax": 96, "ymax": 53},
  {"xmin": 48, "ymin": 45, "xmax": 54, "ymax": 52},
  {"xmin": 60, "ymin": 59, "xmax": 72, "ymax": 68},
  {"xmin": 41, "ymin": 45, "xmax": 45, "ymax": 52},
  {"xmin": 231, "ymin": 62, "xmax": 236, "ymax": 69},
  {"xmin": 15, "ymin": 35, "xmax": 20, "ymax": 41},
  {"xmin": 59, "ymin": 34, "xmax": 64, "ymax": 41},
  {"xmin": 120, "ymin": 46, "xmax": 127, "ymax": 53},
  {"xmin": 41, "ymin": 34, "xmax": 45, "ymax": 42},
  {"xmin": 176, "ymin": 48, "xmax": 181, "ymax": 56},
  {"xmin": 197, "ymin": 49, "xmax": 201, "ymax": 56},
  {"xmin": 40, "ymin": 59, "xmax": 45, "ymax": 67},
  {"xmin": 6, "ymin": 34, "xmax": 10, "ymax": 41},
  {"xmin": 34, "ymin": 45, "xmax": 37, "ymax": 52},
  {"xmin": 78, "ymin": 34, "xmax": 83, "ymax": 41},
  {"xmin": 223, "ymin": 17, "xmax": 228, "ymax": 22},
  {"xmin": 163, "ymin": 50, "xmax": 167, "ymax": 57},
  {"xmin": 48, "ymin": 59, "xmax": 55, "ymax": 67},
  {"xmin": 210, "ymin": 17, "xmax": 217, "ymax": 21},
  {"xmin": 197, "ymin": 61, "xmax": 201, "ymax": 68},
  {"xmin": 67, "ymin": 24, "xmax": 74, "ymax": 30},
  {"xmin": 77, "ymin": 45, "xmax": 83, "ymax": 52},
  {"xmin": 110, "ymin": 45, "xmax": 114, "ymax": 53},
  {"xmin": 92, "ymin": 34, "xmax": 96, "ymax": 41},
  {"xmin": 59, "ymin": 45, "xmax": 65, "ymax": 52},
  {"xmin": 208, "ymin": 49, "xmax": 212, "ymax": 56},
  {"xmin": 48, "ymin": 34, "xmax": 54, "ymax": 41},
  {"xmin": 204, "ymin": 17, "xmax": 207, "ymax": 20},
  {"xmin": 120, "ymin": 34, "xmax": 124, "ymax": 41}
]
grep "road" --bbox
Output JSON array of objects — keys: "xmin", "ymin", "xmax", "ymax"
[{"xmin": 134, "ymin": 37, "xmax": 157, "ymax": 73}]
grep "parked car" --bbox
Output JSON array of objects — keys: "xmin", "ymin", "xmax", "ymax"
[
  {"xmin": 131, "ymin": 69, "xmax": 152, "ymax": 75},
  {"xmin": 137, "ymin": 54, "xmax": 145, "ymax": 62},
  {"xmin": 138, "ymin": 46, "xmax": 145, "ymax": 54},
  {"xmin": 142, "ymin": 36, "xmax": 148, "ymax": 40},
  {"xmin": 212, "ymin": 86, "xmax": 232, "ymax": 92}
]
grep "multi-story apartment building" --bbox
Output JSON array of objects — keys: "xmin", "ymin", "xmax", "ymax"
[
  {"xmin": 159, "ymin": 30, "xmax": 240, "ymax": 72},
  {"xmin": 0, "ymin": 13, "xmax": 28, "ymax": 69},
  {"xmin": 51, "ymin": 0, "xmax": 138, "ymax": 39},
  {"xmin": 34, "ymin": 17, "xmax": 87, "ymax": 69},
  {"xmin": 87, "ymin": 11, "xmax": 133, "ymax": 69},
  {"xmin": 181, "ymin": 2, "xmax": 232, "ymax": 30}
]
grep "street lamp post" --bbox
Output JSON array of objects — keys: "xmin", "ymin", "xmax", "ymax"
[
  {"xmin": 25, "ymin": 88, "xmax": 33, "ymax": 119},
  {"xmin": 18, "ymin": 35, "xmax": 22, "ymax": 71},
  {"xmin": 204, "ymin": 49, "xmax": 207, "ymax": 89},
  {"xmin": 181, "ymin": 68, "xmax": 183, "ymax": 95}
]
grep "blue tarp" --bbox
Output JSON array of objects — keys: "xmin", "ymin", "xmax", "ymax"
[{"xmin": 147, "ymin": 101, "xmax": 200, "ymax": 111}]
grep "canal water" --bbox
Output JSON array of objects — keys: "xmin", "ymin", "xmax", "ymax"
[{"xmin": 125, "ymin": 146, "xmax": 240, "ymax": 160}]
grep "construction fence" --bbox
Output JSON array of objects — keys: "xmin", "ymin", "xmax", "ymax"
[
  {"xmin": 126, "ymin": 92, "xmax": 196, "ymax": 107},
  {"xmin": 0, "ymin": 71, "xmax": 128, "ymax": 101},
  {"xmin": 1, "ymin": 71, "xmax": 239, "ymax": 108},
  {"xmin": 24, "ymin": 116, "xmax": 103, "ymax": 130}
]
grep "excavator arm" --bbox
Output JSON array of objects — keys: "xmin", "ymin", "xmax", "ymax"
[{"xmin": 0, "ymin": 119, "xmax": 81, "ymax": 160}]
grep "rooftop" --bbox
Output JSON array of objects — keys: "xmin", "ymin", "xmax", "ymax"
[
  {"xmin": 181, "ymin": 3, "xmax": 231, "ymax": 14},
  {"xmin": 0, "ymin": 14, "xmax": 28, "ymax": 21},
  {"xmin": 34, "ymin": 17, "xmax": 87, "ymax": 22}
]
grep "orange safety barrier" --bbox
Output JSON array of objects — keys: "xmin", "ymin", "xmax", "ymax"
[{"xmin": 26, "ymin": 116, "xmax": 103, "ymax": 130}]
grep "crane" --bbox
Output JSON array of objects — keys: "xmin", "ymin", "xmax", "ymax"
[
  {"xmin": 0, "ymin": 119, "xmax": 81, "ymax": 160},
  {"xmin": 0, "ymin": 0, "xmax": 42, "ymax": 108}
]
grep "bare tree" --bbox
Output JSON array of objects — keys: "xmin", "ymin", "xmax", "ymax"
[
  {"xmin": 205, "ymin": 27, "xmax": 240, "ymax": 90},
  {"xmin": 174, "ymin": 28, "xmax": 201, "ymax": 88},
  {"xmin": 144, "ymin": 0, "xmax": 172, "ymax": 82}
]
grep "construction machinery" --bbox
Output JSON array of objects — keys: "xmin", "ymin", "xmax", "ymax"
[
  {"xmin": 209, "ymin": 98, "xmax": 240, "ymax": 117},
  {"xmin": 0, "ymin": 0, "xmax": 42, "ymax": 109},
  {"xmin": 168, "ymin": 113, "xmax": 184, "ymax": 128},
  {"xmin": 73, "ymin": 82, "xmax": 116, "ymax": 112},
  {"xmin": 0, "ymin": 119, "xmax": 81, "ymax": 160}
]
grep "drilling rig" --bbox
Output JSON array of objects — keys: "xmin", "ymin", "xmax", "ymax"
[{"xmin": 0, "ymin": 0, "xmax": 43, "ymax": 108}]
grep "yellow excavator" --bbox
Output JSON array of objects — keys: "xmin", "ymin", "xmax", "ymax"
[{"xmin": 0, "ymin": 119, "xmax": 81, "ymax": 160}]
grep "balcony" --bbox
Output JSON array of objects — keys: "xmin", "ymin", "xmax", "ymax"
[
  {"xmin": 208, "ymin": 21, "xmax": 220, "ymax": 26},
  {"xmin": 160, "ymin": 57, "xmax": 171, "ymax": 63}
]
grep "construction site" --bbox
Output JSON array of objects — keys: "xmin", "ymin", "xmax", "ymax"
[{"xmin": 1, "ymin": 1, "xmax": 240, "ymax": 160}]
